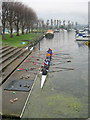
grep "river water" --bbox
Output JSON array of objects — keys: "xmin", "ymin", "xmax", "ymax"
[{"xmin": 22, "ymin": 30, "xmax": 88, "ymax": 118}]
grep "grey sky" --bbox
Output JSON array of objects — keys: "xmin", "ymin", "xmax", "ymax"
[{"xmin": 19, "ymin": 0, "xmax": 89, "ymax": 25}]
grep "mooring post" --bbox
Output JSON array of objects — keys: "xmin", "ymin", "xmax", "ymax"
[{"xmin": 39, "ymin": 41, "xmax": 40, "ymax": 50}]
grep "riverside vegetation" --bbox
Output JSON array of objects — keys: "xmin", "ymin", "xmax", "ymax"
[{"xmin": 1, "ymin": 33, "xmax": 40, "ymax": 48}]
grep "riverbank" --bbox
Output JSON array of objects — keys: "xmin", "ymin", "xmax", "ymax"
[
  {"xmin": 1, "ymin": 33, "xmax": 44, "ymax": 48},
  {"xmin": 1, "ymin": 45, "xmax": 45, "ymax": 119},
  {"xmin": 1, "ymin": 32, "xmax": 45, "ymax": 118}
]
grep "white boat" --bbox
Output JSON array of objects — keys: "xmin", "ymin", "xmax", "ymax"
[
  {"xmin": 76, "ymin": 36, "xmax": 90, "ymax": 41},
  {"xmin": 41, "ymin": 75, "xmax": 47, "ymax": 89},
  {"xmin": 54, "ymin": 29, "xmax": 60, "ymax": 33},
  {"xmin": 30, "ymin": 47, "xmax": 33, "ymax": 51},
  {"xmin": 76, "ymin": 31, "xmax": 90, "ymax": 41}
]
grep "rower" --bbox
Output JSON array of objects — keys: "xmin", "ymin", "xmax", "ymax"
[
  {"xmin": 47, "ymin": 48, "xmax": 52, "ymax": 55},
  {"xmin": 47, "ymin": 48, "xmax": 52, "ymax": 59},
  {"xmin": 44, "ymin": 60, "xmax": 50, "ymax": 68},
  {"xmin": 44, "ymin": 59, "xmax": 49, "ymax": 65},
  {"xmin": 46, "ymin": 52, "xmax": 51, "ymax": 58},
  {"xmin": 46, "ymin": 56, "xmax": 50, "ymax": 63},
  {"xmin": 42, "ymin": 65, "xmax": 48, "ymax": 75}
]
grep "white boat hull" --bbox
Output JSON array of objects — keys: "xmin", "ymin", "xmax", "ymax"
[
  {"xmin": 30, "ymin": 47, "xmax": 33, "ymax": 51},
  {"xmin": 41, "ymin": 75, "xmax": 47, "ymax": 89},
  {"xmin": 76, "ymin": 37, "xmax": 90, "ymax": 41}
]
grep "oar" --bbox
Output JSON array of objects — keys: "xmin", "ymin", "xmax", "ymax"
[
  {"xmin": 51, "ymin": 59, "xmax": 70, "ymax": 63},
  {"xmin": 24, "ymin": 60, "xmax": 42, "ymax": 63},
  {"xmin": 52, "ymin": 56, "xmax": 71, "ymax": 59},
  {"xmin": 50, "ymin": 62, "xmax": 66, "ymax": 66},
  {"xmin": 24, "ymin": 60, "xmax": 44, "ymax": 65},
  {"xmin": 52, "ymin": 66, "xmax": 75, "ymax": 70},
  {"xmin": 49, "ymin": 68, "xmax": 75, "ymax": 73},
  {"xmin": 17, "ymin": 67, "xmax": 39, "ymax": 71},
  {"xmin": 29, "ymin": 56, "xmax": 44, "ymax": 59},
  {"xmin": 49, "ymin": 70, "xmax": 63, "ymax": 72},
  {"xmin": 53, "ymin": 52, "xmax": 70, "ymax": 55}
]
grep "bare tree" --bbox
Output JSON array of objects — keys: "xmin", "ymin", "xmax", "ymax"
[
  {"xmin": 57, "ymin": 20, "xmax": 59, "ymax": 29},
  {"xmin": 14, "ymin": 2, "xmax": 22, "ymax": 36},
  {"xmin": 71, "ymin": 21, "xmax": 74, "ymax": 29},
  {"xmin": 7, "ymin": 2, "xmax": 16, "ymax": 37},
  {"xmin": 36, "ymin": 20, "xmax": 39, "ymax": 32},
  {"xmin": 29, "ymin": 9, "xmax": 37, "ymax": 33},
  {"xmin": 38, "ymin": 19, "xmax": 42, "ymax": 32},
  {"xmin": 46, "ymin": 19, "xmax": 49, "ymax": 30},
  {"xmin": 2, "ymin": 1, "xmax": 38, "ymax": 38},
  {"xmin": 75, "ymin": 22, "xmax": 78, "ymax": 30},
  {"xmin": 54, "ymin": 20, "xmax": 56, "ymax": 29},
  {"xmin": 2, "ymin": 2, "xmax": 8, "ymax": 39},
  {"xmin": 20, "ymin": 5, "xmax": 26, "ymax": 35},
  {"xmin": 63, "ymin": 20, "xmax": 65, "ymax": 29},
  {"xmin": 24, "ymin": 7, "xmax": 37, "ymax": 33},
  {"xmin": 51, "ymin": 19, "xmax": 53, "ymax": 29}
]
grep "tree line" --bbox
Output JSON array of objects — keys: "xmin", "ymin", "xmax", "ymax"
[
  {"xmin": 1, "ymin": 1, "xmax": 78, "ymax": 39},
  {"xmin": 2, "ymin": 1, "xmax": 37, "ymax": 39}
]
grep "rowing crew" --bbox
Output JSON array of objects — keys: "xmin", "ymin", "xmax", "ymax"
[{"xmin": 42, "ymin": 48, "xmax": 52, "ymax": 75}]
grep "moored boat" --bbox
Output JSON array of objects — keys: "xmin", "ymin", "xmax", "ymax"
[
  {"xmin": 76, "ymin": 37, "xmax": 90, "ymax": 41},
  {"xmin": 75, "ymin": 28, "xmax": 90, "ymax": 41},
  {"xmin": 45, "ymin": 30, "xmax": 54, "ymax": 39},
  {"xmin": 54, "ymin": 29, "xmax": 60, "ymax": 33}
]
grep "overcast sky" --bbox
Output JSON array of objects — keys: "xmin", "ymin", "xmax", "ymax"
[{"xmin": 18, "ymin": 0, "xmax": 89, "ymax": 25}]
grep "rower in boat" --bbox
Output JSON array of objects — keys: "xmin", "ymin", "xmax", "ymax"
[
  {"xmin": 47, "ymin": 48, "xmax": 52, "ymax": 54},
  {"xmin": 46, "ymin": 56, "xmax": 50, "ymax": 63},
  {"xmin": 46, "ymin": 48, "xmax": 52, "ymax": 60},
  {"xmin": 42, "ymin": 65, "xmax": 48, "ymax": 75},
  {"xmin": 44, "ymin": 59, "xmax": 49, "ymax": 66},
  {"xmin": 46, "ymin": 52, "xmax": 51, "ymax": 58},
  {"xmin": 42, "ymin": 60, "xmax": 49, "ymax": 75}
]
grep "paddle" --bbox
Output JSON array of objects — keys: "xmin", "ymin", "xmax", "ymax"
[
  {"xmin": 52, "ymin": 66, "xmax": 75, "ymax": 70},
  {"xmin": 49, "ymin": 70, "xmax": 63, "ymax": 72},
  {"xmin": 24, "ymin": 60, "xmax": 44, "ymax": 66},
  {"xmin": 50, "ymin": 61, "xmax": 66, "ymax": 66},
  {"xmin": 53, "ymin": 52, "xmax": 70, "ymax": 55},
  {"xmin": 17, "ymin": 67, "xmax": 38, "ymax": 71},
  {"xmin": 52, "ymin": 56, "xmax": 71, "ymax": 60}
]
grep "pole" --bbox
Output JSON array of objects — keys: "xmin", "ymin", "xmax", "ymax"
[{"xmin": 39, "ymin": 41, "xmax": 40, "ymax": 50}]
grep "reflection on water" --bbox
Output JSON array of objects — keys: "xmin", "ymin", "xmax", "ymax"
[{"xmin": 22, "ymin": 30, "xmax": 88, "ymax": 118}]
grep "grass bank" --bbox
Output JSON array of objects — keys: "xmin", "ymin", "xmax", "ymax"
[{"xmin": 1, "ymin": 33, "xmax": 41, "ymax": 48}]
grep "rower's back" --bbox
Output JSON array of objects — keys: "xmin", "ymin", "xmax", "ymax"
[{"xmin": 42, "ymin": 66, "xmax": 48, "ymax": 75}]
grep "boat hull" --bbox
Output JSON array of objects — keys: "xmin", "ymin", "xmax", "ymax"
[
  {"xmin": 45, "ymin": 30, "xmax": 54, "ymax": 39},
  {"xmin": 76, "ymin": 37, "xmax": 90, "ymax": 41},
  {"xmin": 45, "ymin": 33, "xmax": 54, "ymax": 39},
  {"xmin": 41, "ymin": 75, "xmax": 47, "ymax": 89}
]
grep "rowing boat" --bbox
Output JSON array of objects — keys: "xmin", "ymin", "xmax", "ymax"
[{"xmin": 40, "ymin": 50, "xmax": 52, "ymax": 89}]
